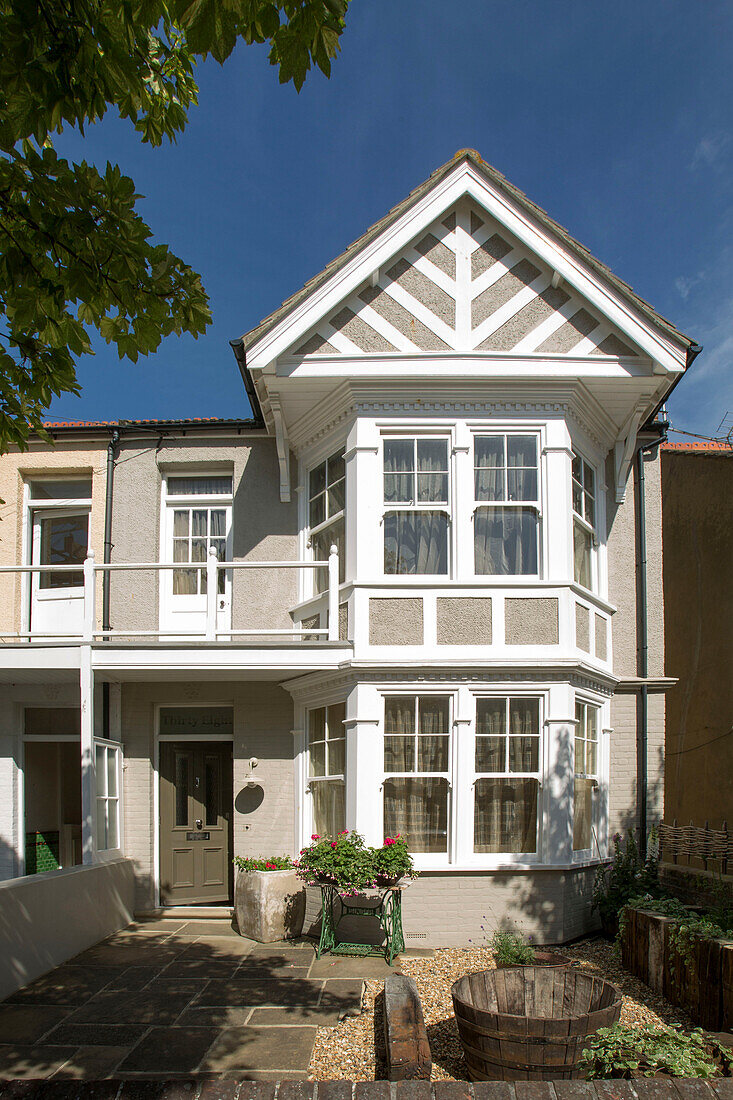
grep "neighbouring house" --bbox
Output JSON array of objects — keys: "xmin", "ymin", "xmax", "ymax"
[
  {"xmin": 661, "ymin": 440, "xmax": 733, "ymax": 832},
  {"xmin": 0, "ymin": 149, "xmax": 701, "ymax": 948}
]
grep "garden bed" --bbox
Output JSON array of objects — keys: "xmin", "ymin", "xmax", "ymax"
[{"xmin": 308, "ymin": 936, "xmax": 697, "ymax": 1081}]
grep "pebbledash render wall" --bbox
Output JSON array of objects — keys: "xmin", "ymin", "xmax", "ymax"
[
  {"xmin": 606, "ymin": 448, "xmax": 665, "ymax": 840},
  {"xmin": 121, "ymin": 680, "xmax": 296, "ymax": 911},
  {"xmin": 0, "ymin": 438, "xmax": 107, "ymax": 635},
  {"xmin": 109, "ymin": 431, "xmax": 299, "ymax": 635}
]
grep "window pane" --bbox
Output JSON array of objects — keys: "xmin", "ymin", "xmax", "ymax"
[
  {"xmin": 418, "ymin": 696, "xmax": 449, "ymax": 736},
  {"xmin": 573, "ymin": 520, "xmax": 592, "ymax": 587},
  {"xmin": 509, "ymin": 698, "xmax": 539, "ymax": 735},
  {"xmin": 474, "ymin": 507, "xmax": 537, "ymax": 575},
  {"xmin": 385, "ymin": 735, "xmax": 414, "ymax": 772},
  {"xmin": 384, "ymin": 439, "xmax": 414, "ymax": 475},
  {"xmin": 572, "ymin": 454, "xmax": 582, "ymax": 481},
  {"xmin": 509, "ymin": 736, "xmax": 539, "ymax": 773},
  {"xmin": 475, "ymin": 437, "xmax": 505, "ymax": 502},
  {"xmin": 507, "ymin": 435, "xmax": 537, "ymax": 468},
  {"xmin": 210, "ymin": 510, "xmax": 226, "ymax": 537},
  {"xmin": 311, "ymin": 519, "xmax": 345, "ymax": 592},
  {"xmin": 475, "ymin": 436, "xmax": 504, "ymax": 468},
  {"xmin": 167, "ymin": 476, "xmax": 232, "ymax": 496},
  {"xmin": 312, "ymin": 779, "xmax": 345, "ymax": 837},
  {"xmin": 417, "ymin": 472, "xmax": 448, "ymax": 503},
  {"xmin": 205, "ymin": 756, "xmax": 219, "ymax": 826},
  {"xmin": 572, "ymin": 479, "xmax": 583, "ymax": 515},
  {"xmin": 107, "ymin": 749, "xmax": 117, "ymax": 798},
  {"xmin": 96, "ymin": 798, "xmax": 107, "ymax": 851},
  {"xmin": 475, "ymin": 467, "xmax": 504, "ymax": 501},
  {"xmin": 575, "ymin": 736, "xmax": 585, "ymax": 776},
  {"xmin": 309, "ymin": 740, "xmax": 326, "ymax": 777},
  {"xmin": 384, "ymin": 473, "xmax": 413, "ymax": 503},
  {"xmin": 418, "ymin": 735, "xmax": 449, "ymax": 772},
  {"xmin": 417, "ymin": 438, "xmax": 447, "ymax": 471},
  {"xmin": 584, "ymin": 491, "xmax": 595, "ymax": 526},
  {"xmin": 191, "ymin": 539, "xmax": 207, "ymax": 562},
  {"xmin": 192, "ymin": 510, "xmax": 208, "ymax": 537},
  {"xmin": 30, "ymin": 479, "xmax": 92, "ymax": 500},
  {"xmin": 106, "ymin": 800, "xmax": 118, "ymax": 849},
  {"xmin": 310, "ymin": 461, "xmax": 326, "ymax": 498},
  {"xmin": 328, "ymin": 739, "xmax": 345, "ymax": 776},
  {"xmin": 507, "ymin": 468, "xmax": 537, "ymax": 501},
  {"xmin": 327, "ymin": 451, "xmax": 345, "ymax": 484},
  {"xmin": 309, "ymin": 707, "xmax": 326, "ymax": 744},
  {"xmin": 384, "ymin": 511, "xmax": 447, "ymax": 574},
  {"xmin": 587, "ymin": 739, "xmax": 597, "ymax": 775},
  {"xmin": 583, "ymin": 462, "xmax": 595, "ymax": 495},
  {"xmin": 328, "ymin": 481, "xmax": 345, "ymax": 514},
  {"xmin": 477, "ymin": 698, "xmax": 506, "ymax": 736},
  {"xmin": 310, "ymin": 493, "xmax": 326, "ymax": 527},
  {"xmin": 385, "ymin": 697, "xmax": 415, "ymax": 736},
  {"xmin": 95, "ymin": 745, "xmax": 106, "ymax": 798},
  {"xmin": 173, "ymin": 539, "xmax": 189, "ymax": 563},
  {"xmin": 175, "ymin": 753, "xmax": 188, "ymax": 827},
  {"xmin": 38, "ymin": 514, "xmax": 87, "ymax": 589},
  {"xmin": 173, "ymin": 510, "xmax": 189, "ymax": 537},
  {"xmin": 474, "ymin": 777, "xmax": 538, "ymax": 853},
  {"xmin": 173, "ymin": 569, "xmax": 198, "ymax": 595},
  {"xmin": 476, "ymin": 736, "xmax": 505, "ymax": 772},
  {"xmin": 573, "ymin": 777, "xmax": 593, "ymax": 850},
  {"xmin": 383, "ymin": 777, "xmax": 448, "ymax": 853}
]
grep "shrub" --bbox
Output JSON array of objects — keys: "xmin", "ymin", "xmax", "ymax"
[
  {"xmin": 294, "ymin": 830, "xmax": 416, "ymax": 895},
  {"xmin": 592, "ymin": 829, "xmax": 660, "ymax": 929},
  {"xmin": 579, "ymin": 1024, "xmax": 722, "ymax": 1079},
  {"xmin": 233, "ymin": 855, "xmax": 293, "ymax": 872},
  {"xmin": 491, "ymin": 930, "xmax": 536, "ymax": 965}
]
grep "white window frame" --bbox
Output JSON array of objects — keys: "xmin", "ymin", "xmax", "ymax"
[
  {"xmin": 571, "ymin": 450, "xmax": 597, "ymax": 593},
  {"xmin": 469, "ymin": 693, "xmax": 544, "ymax": 865},
  {"xmin": 305, "ymin": 703, "xmax": 346, "ymax": 837},
  {"xmin": 381, "ymin": 433, "xmax": 452, "ymax": 579},
  {"xmin": 94, "ymin": 738, "xmax": 123, "ymax": 860},
  {"xmin": 380, "ymin": 691, "xmax": 454, "ymax": 869},
  {"xmin": 572, "ymin": 698, "xmax": 600, "ymax": 856},
  {"xmin": 471, "ymin": 430, "xmax": 541, "ymax": 579},
  {"xmin": 306, "ymin": 447, "xmax": 346, "ymax": 598},
  {"xmin": 25, "ymin": 477, "xmax": 93, "ymax": 633}
]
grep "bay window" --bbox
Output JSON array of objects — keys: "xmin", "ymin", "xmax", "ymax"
[
  {"xmin": 474, "ymin": 434, "xmax": 539, "ymax": 575},
  {"xmin": 572, "ymin": 452, "xmax": 596, "ymax": 589},
  {"xmin": 383, "ymin": 438, "xmax": 449, "ymax": 575},
  {"xmin": 573, "ymin": 701, "xmax": 599, "ymax": 851},
  {"xmin": 383, "ymin": 695, "xmax": 450, "ymax": 853},
  {"xmin": 308, "ymin": 449, "xmax": 345, "ymax": 593},
  {"xmin": 473, "ymin": 697, "xmax": 540, "ymax": 854},
  {"xmin": 308, "ymin": 703, "xmax": 346, "ymax": 836}
]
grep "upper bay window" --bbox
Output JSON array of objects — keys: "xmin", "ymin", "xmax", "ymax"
[
  {"xmin": 572, "ymin": 452, "xmax": 596, "ymax": 590},
  {"xmin": 474, "ymin": 434, "xmax": 539, "ymax": 576},
  {"xmin": 308, "ymin": 449, "xmax": 345, "ymax": 593},
  {"xmin": 383, "ymin": 438, "xmax": 449, "ymax": 575}
]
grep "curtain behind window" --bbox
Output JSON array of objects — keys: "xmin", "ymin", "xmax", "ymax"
[
  {"xmin": 474, "ymin": 777, "xmax": 538, "ymax": 853},
  {"xmin": 475, "ymin": 507, "xmax": 537, "ymax": 575},
  {"xmin": 384, "ymin": 511, "xmax": 447, "ymax": 574},
  {"xmin": 384, "ymin": 777, "xmax": 448, "ymax": 852}
]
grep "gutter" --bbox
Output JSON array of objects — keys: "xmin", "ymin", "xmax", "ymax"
[
  {"xmin": 643, "ymin": 342, "xmax": 703, "ymax": 430},
  {"xmin": 230, "ymin": 339, "xmax": 265, "ymax": 426}
]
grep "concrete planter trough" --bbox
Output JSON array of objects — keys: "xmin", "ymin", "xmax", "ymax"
[{"xmin": 234, "ymin": 868, "xmax": 306, "ymax": 943}]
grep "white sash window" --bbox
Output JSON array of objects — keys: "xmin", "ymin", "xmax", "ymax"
[{"xmin": 473, "ymin": 434, "xmax": 539, "ymax": 576}]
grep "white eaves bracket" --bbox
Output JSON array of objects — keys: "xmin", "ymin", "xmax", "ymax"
[
  {"xmin": 613, "ymin": 401, "xmax": 647, "ymax": 503},
  {"xmin": 269, "ymin": 396, "xmax": 291, "ymax": 503}
]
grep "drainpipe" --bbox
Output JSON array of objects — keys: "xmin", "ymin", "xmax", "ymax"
[
  {"xmin": 634, "ymin": 446, "xmax": 649, "ymax": 852},
  {"xmin": 102, "ymin": 429, "xmax": 120, "ymax": 738}
]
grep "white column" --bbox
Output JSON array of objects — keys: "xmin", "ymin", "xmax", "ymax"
[
  {"xmin": 452, "ymin": 683, "xmax": 474, "ymax": 865},
  {"xmin": 543, "ymin": 682, "xmax": 577, "ymax": 865},
  {"xmin": 543, "ymin": 420, "xmax": 574, "ymax": 582},
  {"xmin": 0, "ymin": 695, "xmax": 20, "ymax": 879},
  {"xmin": 344, "ymin": 681, "xmax": 381, "ymax": 845},
  {"xmin": 452, "ymin": 421, "xmax": 473, "ymax": 581},
  {"xmin": 80, "ymin": 645, "xmax": 96, "ymax": 865},
  {"xmin": 346, "ymin": 418, "xmax": 380, "ymax": 584}
]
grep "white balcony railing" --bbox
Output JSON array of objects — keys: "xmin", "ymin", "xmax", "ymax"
[{"xmin": 0, "ymin": 545, "xmax": 341, "ymax": 644}]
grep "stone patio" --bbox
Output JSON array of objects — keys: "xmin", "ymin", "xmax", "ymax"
[{"xmin": 0, "ymin": 918, "xmax": 398, "ymax": 1082}]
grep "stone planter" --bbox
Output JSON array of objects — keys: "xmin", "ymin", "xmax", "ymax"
[{"xmin": 234, "ymin": 869, "xmax": 305, "ymax": 943}]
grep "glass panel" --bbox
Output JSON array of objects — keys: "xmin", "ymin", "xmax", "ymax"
[
  {"xmin": 575, "ymin": 736, "xmax": 585, "ymax": 775},
  {"xmin": 107, "ymin": 749, "xmax": 117, "ymax": 798},
  {"xmin": 175, "ymin": 753, "xmax": 188, "ymax": 827},
  {"xmin": 191, "ymin": 539, "xmax": 207, "ymax": 562},
  {"xmin": 417, "ymin": 735, "xmax": 449, "ymax": 772},
  {"xmin": 475, "ymin": 736, "xmax": 505, "ymax": 773},
  {"xmin": 311, "ymin": 519, "xmax": 345, "ymax": 592},
  {"xmin": 509, "ymin": 698, "xmax": 539, "ymax": 735},
  {"xmin": 416, "ymin": 440, "xmax": 448, "ymax": 501},
  {"xmin": 309, "ymin": 461, "xmax": 327, "ymax": 498},
  {"xmin": 309, "ymin": 740, "xmax": 326, "ymax": 777},
  {"xmin": 106, "ymin": 799, "xmax": 118, "ymax": 849},
  {"xmin": 509, "ymin": 736, "xmax": 539, "ymax": 773},
  {"xmin": 309, "ymin": 493, "xmax": 326, "ymax": 527},
  {"xmin": 38, "ymin": 514, "xmax": 87, "ymax": 588},
  {"xmin": 173, "ymin": 510, "xmax": 189, "ymax": 537},
  {"xmin": 475, "ymin": 467, "xmax": 503, "ymax": 501},
  {"xmin": 474, "ymin": 777, "xmax": 538, "ymax": 853},
  {"xmin": 474, "ymin": 507, "xmax": 538, "ymax": 576},
  {"xmin": 327, "ymin": 451, "xmax": 345, "ymax": 483},
  {"xmin": 385, "ymin": 696, "xmax": 415, "ymax": 736},
  {"xmin": 95, "ymin": 745, "xmax": 106, "ymax": 798},
  {"xmin": 173, "ymin": 539, "xmax": 189, "ymax": 563},
  {"xmin": 192, "ymin": 510, "xmax": 208, "ymax": 537},
  {"xmin": 584, "ymin": 492, "xmax": 595, "ymax": 526},
  {"xmin": 211, "ymin": 538, "xmax": 226, "ymax": 561},
  {"xmin": 173, "ymin": 569, "xmax": 198, "ymax": 595},
  {"xmin": 572, "ymin": 479, "xmax": 583, "ymax": 515},
  {"xmin": 312, "ymin": 779, "xmax": 345, "ymax": 836},
  {"xmin": 475, "ymin": 436, "xmax": 504, "ymax": 469},
  {"xmin": 573, "ymin": 777, "xmax": 593, "ymax": 850},
  {"xmin": 309, "ymin": 708, "xmax": 326, "ymax": 745},
  {"xmin": 205, "ymin": 756, "xmax": 219, "ymax": 826},
  {"xmin": 384, "ymin": 511, "xmax": 448, "ymax": 574},
  {"xmin": 476, "ymin": 699, "xmax": 506, "ymax": 736},
  {"xmin": 328, "ymin": 481, "xmax": 345, "ymax": 514},
  {"xmin": 475, "ymin": 436, "xmax": 505, "ymax": 502},
  {"xmin": 417, "ymin": 472, "xmax": 448, "ymax": 503},
  {"xmin": 572, "ymin": 454, "xmax": 582, "ymax": 481},
  {"xmin": 507, "ymin": 435, "xmax": 537, "ymax": 468},
  {"xmin": 29, "ymin": 479, "xmax": 92, "ymax": 500},
  {"xmin": 507, "ymin": 468, "xmax": 537, "ymax": 501},
  {"xmin": 384, "ymin": 735, "xmax": 414, "ymax": 772},
  {"xmin": 573, "ymin": 520, "xmax": 593, "ymax": 587},
  {"xmin": 328, "ymin": 739, "xmax": 345, "ymax": 777},
  {"xmin": 587, "ymin": 739, "xmax": 597, "ymax": 775},
  {"xmin": 167, "ymin": 476, "xmax": 232, "ymax": 496},
  {"xmin": 210, "ymin": 510, "xmax": 226, "ymax": 537},
  {"xmin": 583, "ymin": 462, "xmax": 595, "ymax": 495},
  {"xmin": 384, "ymin": 440, "xmax": 414, "ymax": 502},
  {"xmin": 383, "ymin": 777, "xmax": 448, "ymax": 853},
  {"xmin": 418, "ymin": 696, "xmax": 449, "ymax": 736},
  {"xmin": 96, "ymin": 798, "xmax": 107, "ymax": 851}
]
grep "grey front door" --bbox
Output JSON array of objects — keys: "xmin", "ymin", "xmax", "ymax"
[{"xmin": 159, "ymin": 742, "xmax": 233, "ymax": 904}]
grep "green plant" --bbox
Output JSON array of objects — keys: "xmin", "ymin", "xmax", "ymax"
[
  {"xmin": 294, "ymin": 830, "xmax": 416, "ymax": 895},
  {"xmin": 592, "ymin": 829, "xmax": 660, "ymax": 928},
  {"xmin": 579, "ymin": 1024, "xmax": 722, "ymax": 1079},
  {"xmin": 491, "ymin": 930, "xmax": 536, "ymax": 965},
  {"xmin": 233, "ymin": 855, "xmax": 293, "ymax": 872}
]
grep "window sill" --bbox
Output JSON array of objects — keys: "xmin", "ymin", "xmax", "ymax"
[{"xmin": 409, "ymin": 858, "xmax": 607, "ymax": 873}]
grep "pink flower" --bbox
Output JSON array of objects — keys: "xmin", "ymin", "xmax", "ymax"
[
  {"xmin": 331, "ymin": 841, "xmax": 337, "ymax": 848},
  {"xmin": 265, "ymin": 862, "xmax": 276, "ymax": 869},
  {"xmin": 311, "ymin": 834, "xmax": 321, "ymax": 841},
  {"xmin": 338, "ymin": 830, "xmax": 349, "ymax": 835},
  {"xmin": 384, "ymin": 837, "xmax": 396, "ymax": 846}
]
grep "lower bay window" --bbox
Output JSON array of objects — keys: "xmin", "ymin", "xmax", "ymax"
[
  {"xmin": 473, "ymin": 697, "xmax": 540, "ymax": 855},
  {"xmin": 383, "ymin": 695, "xmax": 450, "ymax": 854},
  {"xmin": 573, "ymin": 700, "xmax": 599, "ymax": 851},
  {"xmin": 307, "ymin": 703, "xmax": 346, "ymax": 836}
]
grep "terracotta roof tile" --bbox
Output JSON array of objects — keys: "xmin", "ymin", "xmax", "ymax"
[
  {"xmin": 42, "ymin": 417, "xmax": 258, "ymax": 430},
  {"xmin": 662, "ymin": 440, "xmax": 732, "ymax": 453}
]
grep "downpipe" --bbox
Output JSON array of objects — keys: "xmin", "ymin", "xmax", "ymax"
[{"xmin": 102, "ymin": 429, "xmax": 120, "ymax": 738}]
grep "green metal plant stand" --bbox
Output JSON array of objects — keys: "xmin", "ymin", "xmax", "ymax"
[{"xmin": 316, "ymin": 883, "xmax": 405, "ymax": 965}]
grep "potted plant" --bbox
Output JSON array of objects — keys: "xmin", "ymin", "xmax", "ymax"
[
  {"xmin": 295, "ymin": 830, "xmax": 417, "ymax": 895},
  {"xmin": 373, "ymin": 834, "xmax": 416, "ymax": 887},
  {"xmin": 233, "ymin": 854, "xmax": 305, "ymax": 942},
  {"xmin": 491, "ymin": 930, "xmax": 570, "ymax": 969}
]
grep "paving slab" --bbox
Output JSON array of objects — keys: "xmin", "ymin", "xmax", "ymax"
[
  {"xmin": 102, "ymin": 968, "xmax": 164, "ymax": 993},
  {"xmin": 118, "ymin": 1079, "xmax": 198, "ymax": 1099},
  {"xmin": 174, "ymin": 1008, "xmax": 254, "ymax": 1028},
  {"xmin": 50, "ymin": 1047, "xmax": 131, "ymax": 1081},
  {"xmin": 246, "ymin": 1004, "xmax": 344, "ymax": 1026},
  {"xmin": 155, "ymin": 962, "xmax": 240, "ymax": 980},
  {"xmin": 308, "ymin": 954, "xmax": 400, "ymax": 979},
  {"xmin": 42, "ymin": 1025, "xmax": 149, "ymax": 1049},
  {"xmin": 0, "ymin": 1009, "xmax": 71, "ymax": 1046},
  {"xmin": 170, "ymin": 924, "xmax": 239, "ymax": 939},
  {"xmin": 69, "ymin": 946, "xmax": 184, "ymax": 968},
  {"xmin": 0, "ymin": 1046, "xmax": 79, "ymax": 1081},
  {"xmin": 246, "ymin": 940, "xmax": 313, "ymax": 952},
  {"xmin": 68, "ymin": 991, "xmax": 196, "ymax": 1026},
  {"xmin": 6, "ymin": 969, "xmax": 124, "ymax": 1007},
  {"xmin": 116, "ymin": 1029, "xmax": 220, "ymax": 1076},
  {"xmin": 195, "ymin": 979, "xmax": 323, "ymax": 1008},
  {"xmin": 320, "ymin": 979, "xmax": 365, "ymax": 1017},
  {"xmin": 199, "ymin": 1026, "xmax": 317, "ymax": 1074}
]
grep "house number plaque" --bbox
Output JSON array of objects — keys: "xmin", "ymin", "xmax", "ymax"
[{"xmin": 186, "ymin": 830, "xmax": 210, "ymax": 841}]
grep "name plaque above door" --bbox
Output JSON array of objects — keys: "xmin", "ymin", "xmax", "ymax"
[{"xmin": 159, "ymin": 706, "xmax": 234, "ymax": 737}]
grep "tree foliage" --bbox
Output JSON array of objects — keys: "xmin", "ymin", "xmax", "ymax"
[{"xmin": 0, "ymin": 0, "xmax": 349, "ymax": 448}]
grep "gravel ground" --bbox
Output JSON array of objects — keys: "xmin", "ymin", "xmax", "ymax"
[{"xmin": 308, "ymin": 937, "xmax": 695, "ymax": 1081}]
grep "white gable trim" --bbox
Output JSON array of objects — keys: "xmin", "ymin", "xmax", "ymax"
[{"xmin": 245, "ymin": 161, "xmax": 687, "ymax": 375}]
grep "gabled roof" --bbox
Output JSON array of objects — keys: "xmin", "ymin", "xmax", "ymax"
[{"xmin": 241, "ymin": 149, "xmax": 694, "ymax": 354}]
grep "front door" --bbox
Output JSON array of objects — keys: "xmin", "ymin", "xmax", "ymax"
[{"xmin": 159, "ymin": 742, "xmax": 233, "ymax": 904}]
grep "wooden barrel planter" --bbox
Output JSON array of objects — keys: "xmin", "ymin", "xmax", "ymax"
[
  {"xmin": 451, "ymin": 966, "xmax": 622, "ymax": 1081},
  {"xmin": 495, "ymin": 951, "xmax": 571, "ymax": 970}
]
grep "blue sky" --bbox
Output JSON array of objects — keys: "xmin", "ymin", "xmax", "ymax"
[{"xmin": 50, "ymin": 0, "xmax": 733, "ymax": 437}]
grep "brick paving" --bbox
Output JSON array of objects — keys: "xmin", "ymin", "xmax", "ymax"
[{"xmin": 0, "ymin": 920, "xmax": 395, "ymax": 1082}]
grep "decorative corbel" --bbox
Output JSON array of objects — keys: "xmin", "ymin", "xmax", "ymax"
[
  {"xmin": 613, "ymin": 401, "xmax": 647, "ymax": 503},
  {"xmin": 270, "ymin": 396, "xmax": 291, "ymax": 503}
]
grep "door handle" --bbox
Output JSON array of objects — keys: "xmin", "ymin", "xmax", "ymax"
[{"xmin": 195, "ymin": 819, "xmax": 203, "ymax": 830}]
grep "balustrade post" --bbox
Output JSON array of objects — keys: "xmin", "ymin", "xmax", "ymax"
[
  {"xmin": 206, "ymin": 547, "xmax": 218, "ymax": 641},
  {"xmin": 327, "ymin": 544, "xmax": 339, "ymax": 642},
  {"xmin": 83, "ymin": 550, "xmax": 96, "ymax": 642}
]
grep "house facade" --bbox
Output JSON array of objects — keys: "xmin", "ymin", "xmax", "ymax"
[{"xmin": 0, "ymin": 151, "xmax": 697, "ymax": 945}]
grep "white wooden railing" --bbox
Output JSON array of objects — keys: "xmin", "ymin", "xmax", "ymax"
[{"xmin": 0, "ymin": 544, "xmax": 341, "ymax": 643}]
